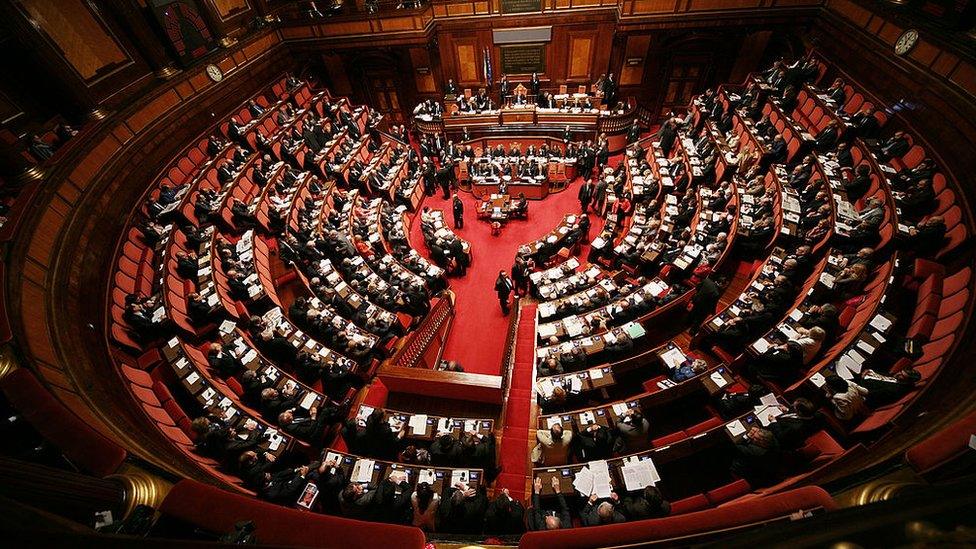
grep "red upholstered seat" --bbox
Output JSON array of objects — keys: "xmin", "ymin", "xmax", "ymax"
[
  {"xmin": 651, "ymin": 431, "xmax": 686, "ymax": 448},
  {"xmin": 518, "ymin": 487, "xmax": 835, "ymax": 548},
  {"xmin": 0, "ymin": 369, "xmax": 127, "ymax": 476},
  {"xmin": 684, "ymin": 417, "xmax": 723, "ymax": 436},
  {"xmin": 905, "ymin": 409, "xmax": 976, "ymax": 477},
  {"xmin": 943, "ymin": 267, "xmax": 972, "ymax": 297},
  {"xmin": 669, "ymin": 493, "xmax": 709, "ymax": 515},
  {"xmin": 121, "ymin": 363, "xmax": 153, "ymax": 388},
  {"xmin": 131, "ymin": 384, "xmax": 162, "ymax": 407},
  {"xmin": 159, "ymin": 480, "xmax": 427, "ymax": 548},
  {"xmin": 705, "ymin": 479, "xmax": 751, "ymax": 506},
  {"xmin": 852, "ymin": 405, "xmax": 903, "ymax": 434},
  {"xmin": 142, "ymin": 402, "xmax": 177, "ymax": 427}
]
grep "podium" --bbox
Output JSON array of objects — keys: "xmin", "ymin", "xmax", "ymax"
[{"xmin": 501, "ymin": 107, "xmax": 536, "ymax": 125}]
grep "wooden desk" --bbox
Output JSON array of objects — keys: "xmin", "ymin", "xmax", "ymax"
[
  {"xmin": 323, "ymin": 449, "xmax": 483, "ymax": 495},
  {"xmin": 501, "ymin": 107, "xmax": 536, "ymax": 125}
]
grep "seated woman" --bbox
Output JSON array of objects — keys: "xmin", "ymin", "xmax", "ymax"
[{"xmin": 671, "ymin": 358, "xmax": 709, "ymax": 382}]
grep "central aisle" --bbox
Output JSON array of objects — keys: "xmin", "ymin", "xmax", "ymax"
[{"xmin": 408, "ymin": 178, "xmax": 603, "ymax": 376}]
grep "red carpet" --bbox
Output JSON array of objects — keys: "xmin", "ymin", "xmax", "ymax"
[
  {"xmin": 407, "ymin": 179, "xmax": 604, "ymax": 376},
  {"xmin": 494, "ymin": 303, "xmax": 539, "ymax": 500}
]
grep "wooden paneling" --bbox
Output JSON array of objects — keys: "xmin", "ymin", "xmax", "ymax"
[
  {"xmin": 567, "ymin": 35, "xmax": 593, "ymax": 80},
  {"xmin": 620, "ymin": 34, "xmax": 651, "ymax": 86},
  {"xmin": 456, "ymin": 42, "xmax": 481, "ymax": 85},
  {"xmin": 126, "ymin": 90, "xmax": 182, "ymax": 134},
  {"xmin": 687, "ymin": 0, "xmax": 762, "ymax": 10},
  {"xmin": 16, "ymin": 0, "xmax": 128, "ymax": 82},
  {"xmin": 211, "ymin": 0, "xmax": 251, "ymax": 20},
  {"xmin": 410, "ymin": 47, "xmax": 437, "ymax": 93}
]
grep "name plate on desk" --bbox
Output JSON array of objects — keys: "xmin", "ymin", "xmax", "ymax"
[
  {"xmin": 500, "ymin": 0, "xmax": 542, "ymax": 13},
  {"xmin": 500, "ymin": 44, "xmax": 546, "ymax": 74}
]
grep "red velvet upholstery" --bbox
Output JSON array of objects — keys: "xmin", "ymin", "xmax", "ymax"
[
  {"xmin": 905, "ymin": 409, "xmax": 976, "ymax": 476},
  {"xmin": 0, "ymin": 369, "xmax": 127, "ymax": 476},
  {"xmin": 159, "ymin": 479, "xmax": 427, "ymax": 549},
  {"xmin": 518, "ymin": 487, "xmax": 836, "ymax": 548}
]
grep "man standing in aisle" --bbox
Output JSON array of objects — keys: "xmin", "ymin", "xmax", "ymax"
[
  {"xmin": 452, "ymin": 193, "xmax": 464, "ymax": 229},
  {"xmin": 578, "ymin": 178, "xmax": 595, "ymax": 212},
  {"xmin": 495, "ymin": 270, "xmax": 514, "ymax": 315}
]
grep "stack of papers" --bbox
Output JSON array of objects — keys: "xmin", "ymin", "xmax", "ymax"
[
  {"xmin": 573, "ymin": 461, "xmax": 613, "ymax": 497},
  {"xmin": 408, "ymin": 414, "xmax": 428, "ymax": 436},
  {"xmin": 660, "ymin": 348, "xmax": 687, "ymax": 370},
  {"xmin": 620, "ymin": 458, "xmax": 661, "ymax": 491},
  {"xmin": 353, "ymin": 459, "xmax": 375, "ymax": 483}
]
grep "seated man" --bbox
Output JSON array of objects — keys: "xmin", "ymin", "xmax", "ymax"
[
  {"xmin": 859, "ymin": 367, "xmax": 921, "ymax": 408},
  {"xmin": 903, "ymin": 215, "xmax": 947, "ymax": 255},
  {"xmin": 528, "ymin": 476, "xmax": 572, "ymax": 530},
  {"xmin": 532, "ymin": 423, "xmax": 573, "ymax": 466},
  {"xmin": 438, "ymin": 482, "xmax": 489, "ymax": 535},
  {"xmin": 746, "ymin": 341, "xmax": 804, "ymax": 383},
  {"xmin": 581, "ymin": 493, "xmax": 626, "ymax": 526},
  {"xmin": 484, "ymin": 488, "xmax": 525, "ymax": 535},
  {"xmin": 619, "ymin": 486, "xmax": 671, "ymax": 521}
]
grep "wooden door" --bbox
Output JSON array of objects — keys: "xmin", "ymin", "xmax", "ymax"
[
  {"xmin": 365, "ymin": 72, "xmax": 404, "ymax": 124},
  {"xmin": 659, "ymin": 56, "xmax": 711, "ymax": 117}
]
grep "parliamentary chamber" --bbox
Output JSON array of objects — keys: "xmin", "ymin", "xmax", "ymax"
[{"xmin": 0, "ymin": 0, "xmax": 975, "ymax": 547}]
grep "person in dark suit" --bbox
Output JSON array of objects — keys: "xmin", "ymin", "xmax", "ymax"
[
  {"xmin": 904, "ymin": 215, "xmax": 947, "ymax": 255},
  {"xmin": 619, "ymin": 486, "xmax": 671, "ymax": 521},
  {"xmin": 217, "ymin": 160, "xmax": 235, "ymax": 184},
  {"xmin": 528, "ymin": 476, "xmax": 571, "ymax": 530},
  {"xmin": 814, "ymin": 121, "xmax": 840, "ymax": 152},
  {"xmin": 859, "ymin": 368, "xmax": 921, "ymax": 408},
  {"xmin": 574, "ymin": 424, "xmax": 615, "ymax": 461},
  {"xmin": 278, "ymin": 404, "xmax": 334, "ymax": 443},
  {"xmin": 207, "ymin": 343, "xmax": 243, "ymax": 377},
  {"xmin": 186, "ymin": 292, "xmax": 213, "ymax": 325},
  {"xmin": 430, "ymin": 433, "xmax": 464, "ymax": 466},
  {"xmin": 495, "ymin": 271, "xmax": 514, "ymax": 315},
  {"xmin": 766, "ymin": 398, "xmax": 820, "ymax": 450},
  {"xmin": 850, "ymin": 107, "xmax": 880, "ymax": 138},
  {"xmin": 260, "ymin": 465, "xmax": 316, "ymax": 504},
  {"xmin": 191, "ymin": 416, "xmax": 264, "ymax": 464},
  {"xmin": 438, "ymin": 482, "xmax": 489, "ymax": 535},
  {"xmin": 484, "ymin": 489, "xmax": 525, "ymax": 535},
  {"xmin": 499, "ymin": 75, "xmax": 511, "ymax": 105},
  {"xmin": 687, "ymin": 275, "xmax": 722, "ymax": 335},
  {"xmin": 445, "ymin": 78, "xmax": 458, "ymax": 95},
  {"xmin": 657, "ymin": 120, "xmax": 677, "ymax": 157},
  {"xmin": 529, "ymin": 72, "xmax": 541, "ymax": 96},
  {"xmin": 627, "ymin": 120, "xmax": 642, "ymax": 144},
  {"xmin": 766, "ymin": 135, "xmax": 787, "ymax": 165},
  {"xmin": 877, "ymin": 131, "xmax": 910, "ymax": 161},
  {"xmin": 578, "ymin": 179, "xmax": 595, "ymax": 212},
  {"xmin": 581, "ymin": 493, "xmax": 626, "ymax": 526},
  {"xmin": 452, "ymin": 193, "xmax": 464, "ymax": 229},
  {"xmin": 238, "ymin": 450, "xmax": 279, "ymax": 491}
]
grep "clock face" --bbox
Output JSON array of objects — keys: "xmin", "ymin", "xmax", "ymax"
[
  {"xmin": 206, "ymin": 63, "xmax": 223, "ymax": 82},
  {"xmin": 895, "ymin": 29, "xmax": 919, "ymax": 56}
]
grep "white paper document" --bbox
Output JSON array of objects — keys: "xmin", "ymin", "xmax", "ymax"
[
  {"xmin": 621, "ymin": 459, "xmax": 661, "ymax": 491},
  {"xmin": 409, "ymin": 414, "xmax": 428, "ymax": 435}
]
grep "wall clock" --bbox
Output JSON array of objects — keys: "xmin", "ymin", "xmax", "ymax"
[
  {"xmin": 205, "ymin": 63, "xmax": 224, "ymax": 82},
  {"xmin": 894, "ymin": 29, "xmax": 919, "ymax": 56}
]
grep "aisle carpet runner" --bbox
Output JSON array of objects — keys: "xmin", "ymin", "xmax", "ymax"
[{"xmin": 494, "ymin": 303, "xmax": 538, "ymax": 501}]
